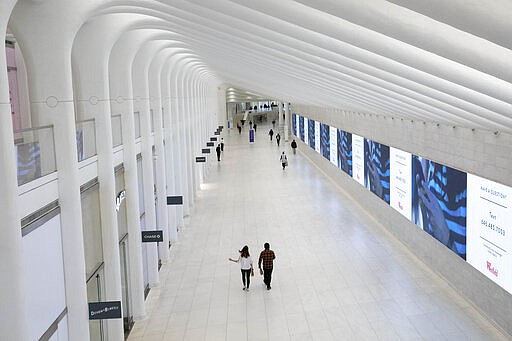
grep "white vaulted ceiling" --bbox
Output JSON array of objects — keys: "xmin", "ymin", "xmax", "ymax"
[{"xmin": 51, "ymin": 0, "xmax": 512, "ymax": 131}]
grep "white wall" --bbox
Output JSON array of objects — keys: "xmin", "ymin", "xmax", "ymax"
[{"xmin": 22, "ymin": 214, "xmax": 67, "ymax": 340}]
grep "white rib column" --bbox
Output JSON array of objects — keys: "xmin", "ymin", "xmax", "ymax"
[
  {"xmin": 149, "ymin": 50, "xmax": 170, "ymax": 262},
  {"xmin": 284, "ymin": 102, "xmax": 290, "ymax": 141},
  {"xmin": 10, "ymin": 5, "xmax": 90, "ymax": 339},
  {"xmin": 133, "ymin": 43, "xmax": 159, "ymax": 287},
  {"xmin": 72, "ymin": 18, "xmax": 125, "ymax": 340},
  {"xmin": 162, "ymin": 58, "xmax": 178, "ymax": 243},
  {"xmin": 109, "ymin": 30, "xmax": 147, "ymax": 321},
  {"xmin": 278, "ymin": 101, "xmax": 284, "ymax": 134},
  {"xmin": 0, "ymin": 2, "xmax": 28, "ymax": 338}
]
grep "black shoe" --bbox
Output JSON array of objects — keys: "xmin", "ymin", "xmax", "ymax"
[{"xmin": 267, "ymin": 286, "xmax": 271, "ymax": 290}]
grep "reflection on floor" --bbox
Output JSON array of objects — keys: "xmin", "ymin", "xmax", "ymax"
[{"xmin": 128, "ymin": 124, "xmax": 508, "ymax": 341}]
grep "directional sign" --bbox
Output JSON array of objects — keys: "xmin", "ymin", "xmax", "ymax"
[
  {"xmin": 210, "ymin": 137, "xmax": 217, "ymax": 141},
  {"xmin": 89, "ymin": 301, "xmax": 122, "ymax": 320},
  {"xmin": 196, "ymin": 156, "xmax": 206, "ymax": 163},
  {"xmin": 202, "ymin": 148, "xmax": 211, "ymax": 154},
  {"xmin": 141, "ymin": 230, "xmax": 164, "ymax": 242},
  {"xmin": 167, "ymin": 196, "xmax": 183, "ymax": 205},
  {"xmin": 214, "ymin": 132, "xmax": 220, "ymax": 135},
  {"xmin": 206, "ymin": 142, "xmax": 214, "ymax": 147}
]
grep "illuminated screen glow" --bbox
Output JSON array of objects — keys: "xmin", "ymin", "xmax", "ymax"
[
  {"xmin": 412, "ymin": 155, "xmax": 467, "ymax": 259},
  {"xmin": 337, "ymin": 129, "xmax": 352, "ymax": 176}
]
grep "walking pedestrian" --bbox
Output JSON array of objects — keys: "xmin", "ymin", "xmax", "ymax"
[
  {"xmin": 276, "ymin": 133, "xmax": 281, "ymax": 147},
  {"xmin": 249, "ymin": 120, "xmax": 252, "ymax": 128},
  {"xmin": 220, "ymin": 137, "xmax": 225, "ymax": 152},
  {"xmin": 216, "ymin": 144, "xmax": 221, "ymax": 161},
  {"xmin": 253, "ymin": 123, "xmax": 257, "ymax": 132},
  {"xmin": 280, "ymin": 151, "xmax": 288, "ymax": 170},
  {"xmin": 229, "ymin": 245, "xmax": 254, "ymax": 291},
  {"xmin": 272, "ymin": 120, "xmax": 276, "ymax": 128},
  {"xmin": 291, "ymin": 139, "xmax": 297, "ymax": 154},
  {"xmin": 258, "ymin": 243, "xmax": 275, "ymax": 290},
  {"xmin": 268, "ymin": 129, "xmax": 274, "ymax": 141},
  {"xmin": 237, "ymin": 124, "xmax": 241, "ymax": 134}
]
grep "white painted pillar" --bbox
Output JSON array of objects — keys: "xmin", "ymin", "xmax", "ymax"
[
  {"xmin": 284, "ymin": 102, "xmax": 290, "ymax": 141},
  {"xmin": 9, "ymin": 5, "xmax": 90, "ymax": 339},
  {"xmin": 183, "ymin": 76, "xmax": 196, "ymax": 202},
  {"xmin": 0, "ymin": 2, "xmax": 28, "ymax": 339},
  {"xmin": 181, "ymin": 72, "xmax": 195, "ymax": 211},
  {"xmin": 217, "ymin": 83, "xmax": 227, "ymax": 129},
  {"xmin": 162, "ymin": 58, "xmax": 178, "ymax": 243},
  {"xmin": 167, "ymin": 59, "xmax": 185, "ymax": 231},
  {"xmin": 72, "ymin": 18, "xmax": 124, "ymax": 340},
  {"xmin": 132, "ymin": 45, "xmax": 159, "ymax": 288},
  {"xmin": 175, "ymin": 70, "xmax": 192, "ymax": 216},
  {"xmin": 278, "ymin": 101, "xmax": 284, "ymax": 134},
  {"xmin": 109, "ymin": 31, "xmax": 147, "ymax": 321},
  {"xmin": 149, "ymin": 51, "xmax": 170, "ymax": 262}
]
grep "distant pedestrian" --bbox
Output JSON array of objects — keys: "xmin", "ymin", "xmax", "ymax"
[
  {"xmin": 268, "ymin": 129, "xmax": 274, "ymax": 141},
  {"xmin": 237, "ymin": 124, "xmax": 241, "ymax": 134},
  {"xmin": 249, "ymin": 120, "xmax": 253, "ymax": 128},
  {"xmin": 258, "ymin": 243, "xmax": 275, "ymax": 290},
  {"xmin": 253, "ymin": 123, "xmax": 257, "ymax": 132},
  {"xmin": 220, "ymin": 138, "xmax": 225, "ymax": 152},
  {"xmin": 280, "ymin": 151, "xmax": 288, "ymax": 170},
  {"xmin": 291, "ymin": 139, "xmax": 297, "ymax": 154},
  {"xmin": 276, "ymin": 133, "xmax": 281, "ymax": 147},
  {"xmin": 272, "ymin": 120, "xmax": 276, "ymax": 128},
  {"xmin": 229, "ymin": 245, "xmax": 254, "ymax": 291},
  {"xmin": 216, "ymin": 144, "xmax": 221, "ymax": 161}
]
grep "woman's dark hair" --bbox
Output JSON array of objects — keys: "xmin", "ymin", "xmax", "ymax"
[{"xmin": 239, "ymin": 245, "xmax": 250, "ymax": 258}]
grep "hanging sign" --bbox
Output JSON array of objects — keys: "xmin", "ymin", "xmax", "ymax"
[
  {"xmin": 167, "ymin": 196, "xmax": 183, "ymax": 205},
  {"xmin": 196, "ymin": 156, "xmax": 206, "ymax": 163},
  {"xmin": 206, "ymin": 142, "xmax": 214, "ymax": 147},
  {"xmin": 141, "ymin": 230, "xmax": 163, "ymax": 242},
  {"xmin": 88, "ymin": 301, "xmax": 122, "ymax": 320},
  {"xmin": 202, "ymin": 148, "xmax": 211, "ymax": 154},
  {"xmin": 210, "ymin": 137, "xmax": 217, "ymax": 141}
]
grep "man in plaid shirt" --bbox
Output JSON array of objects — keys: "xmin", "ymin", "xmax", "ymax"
[{"xmin": 258, "ymin": 242, "xmax": 276, "ymax": 290}]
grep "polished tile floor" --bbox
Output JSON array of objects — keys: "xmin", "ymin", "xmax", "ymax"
[{"xmin": 128, "ymin": 124, "xmax": 508, "ymax": 340}]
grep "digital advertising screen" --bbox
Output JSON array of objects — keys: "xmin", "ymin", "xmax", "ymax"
[
  {"xmin": 390, "ymin": 147, "xmax": 412, "ymax": 220},
  {"xmin": 315, "ymin": 121, "xmax": 321, "ymax": 154},
  {"xmin": 320, "ymin": 123, "xmax": 330, "ymax": 160},
  {"xmin": 329, "ymin": 126, "xmax": 338, "ymax": 166},
  {"xmin": 337, "ymin": 129, "xmax": 352, "ymax": 176},
  {"xmin": 304, "ymin": 118, "xmax": 309, "ymax": 145},
  {"xmin": 352, "ymin": 134, "xmax": 365, "ymax": 186},
  {"xmin": 364, "ymin": 139, "xmax": 390, "ymax": 204},
  {"xmin": 412, "ymin": 156, "xmax": 467, "ymax": 259},
  {"xmin": 299, "ymin": 116, "xmax": 305, "ymax": 142},
  {"xmin": 308, "ymin": 119, "xmax": 315, "ymax": 150},
  {"xmin": 467, "ymin": 174, "xmax": 512, "ymax": 292}
]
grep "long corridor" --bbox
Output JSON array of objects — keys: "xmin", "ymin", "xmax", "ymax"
[{"xmin": 128, "ymin": 124, "xmax": 507, "ymax": 341}]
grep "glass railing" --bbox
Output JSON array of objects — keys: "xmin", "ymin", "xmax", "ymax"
[
  {"xmin": 76, "ymin": 118, "xmax": 97, "ymax": 162},
  {"xmin": 14, "ymin": 125, "xmax": 56, "ymax": 186},
  {"xmin": 134, "ymin": 112, "xmax": 141, "ymax": 138},
  {"xmin": 150, "ymin": 109, "xmax": 155, "ymax": 133},
  {"xmin": 111, "ymin": 115, "xmax": 123, "ymax": 147}
]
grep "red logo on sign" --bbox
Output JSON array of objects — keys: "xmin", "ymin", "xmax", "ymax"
[{"xmin": 486, "ymin": 261, "xmax": 499, "ymax": 277}]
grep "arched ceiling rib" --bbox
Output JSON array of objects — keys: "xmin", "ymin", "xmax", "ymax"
[{"xmin": 87, "ymin": 0, "xmax": 512, "ymax": 132}]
